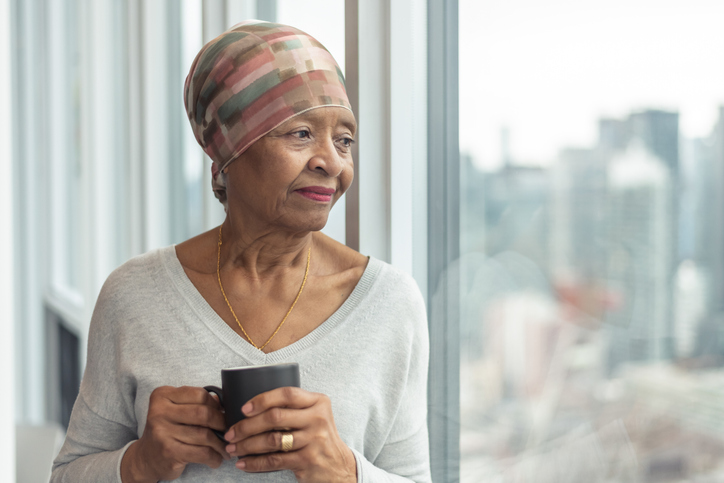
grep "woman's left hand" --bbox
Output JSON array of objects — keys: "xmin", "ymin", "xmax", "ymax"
[{"xmin": 224, "ymin": 386, "xmax": 357, "ymax": 483}]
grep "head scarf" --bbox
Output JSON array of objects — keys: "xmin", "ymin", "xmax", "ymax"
[{"xmin": 184, "ymin": 20, "xmax": 352, "ymax": 210}]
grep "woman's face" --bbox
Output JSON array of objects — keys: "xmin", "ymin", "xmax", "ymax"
[{"xmin": 224, "ymin": 106, "xmax": 356, "ymax": 233}]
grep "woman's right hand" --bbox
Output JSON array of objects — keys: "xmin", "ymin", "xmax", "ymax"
[{"xmin": 121, "ymin": 386, "xmax": 230, "ymax": 483}]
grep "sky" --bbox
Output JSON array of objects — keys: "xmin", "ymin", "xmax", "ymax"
[{"xmin": 459, "ymin": 0, "xmax": 724, "ymax": 171}]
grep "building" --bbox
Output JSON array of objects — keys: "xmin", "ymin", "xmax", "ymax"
[
  {"xmin": 550, "ymin": 147, "xmax": 609, "ymax": 283},
  {"xmin": 606, "ymin": 143, "xmax": 672, "ymax": 364}
]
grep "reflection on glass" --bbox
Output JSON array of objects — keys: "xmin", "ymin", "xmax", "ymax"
[{"xmin": 459, "ymin": 1, "xmax": 724, "ymax": 481}]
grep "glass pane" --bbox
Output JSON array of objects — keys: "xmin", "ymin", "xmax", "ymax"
[
  {"xmin": 181, "ymin": 0, "xmax": 204, "ymax": 238},
  {"xmin": 58, "ymin": 321, "xmax": 80, "ymax": 430},
  {"xmin": 65, "ymin": 0, "xmax": 83, "ymax": 291},
  {"xmin": 276, "ymin": 0, "xmax": 345, "ymax": 75},
  {"xmin": 459, "ymin": 1, "xmax": 724, "ymax": 481}
]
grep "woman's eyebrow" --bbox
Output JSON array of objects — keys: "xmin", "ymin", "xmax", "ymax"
[{"xmin": 339, "ymin": 119, "xmax": 357, "ymax": 134}]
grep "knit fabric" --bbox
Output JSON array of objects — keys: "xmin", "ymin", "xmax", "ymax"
[{"xmin": 51, "ymin": 246, "xmax": 431, "ymax": 482}]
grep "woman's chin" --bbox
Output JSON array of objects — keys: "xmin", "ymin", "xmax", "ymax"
[
  {"xmin": 282, "ymin": 213, "xmax": 330, "ymax": 234},
  {"xmin": 305, "ymin": 218, "xmax": 330, "ymax": 233}
]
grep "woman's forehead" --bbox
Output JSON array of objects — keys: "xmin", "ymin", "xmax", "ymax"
[{"xmin": 278, "ymin": 107, "xmax": 357, "ymax": 132}]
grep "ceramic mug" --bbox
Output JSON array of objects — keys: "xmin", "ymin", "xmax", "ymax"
[{"xmin": 204, "ymin": 362, "xmax": 301, "ymax": 440}]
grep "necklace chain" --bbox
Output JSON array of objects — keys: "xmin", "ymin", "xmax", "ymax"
[{"xmin": 216, "ymin": 226, "xmax": 311, "ymax": 351}]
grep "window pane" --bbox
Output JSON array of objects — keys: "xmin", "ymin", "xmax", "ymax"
[
  {"xmin": 180, "ymin": 0, "xmax": 204, "ymax": 238},
  {"xmin": 64, "ymin": 0, "xmax": 83, "ymax": 291},
  {"xmin": 459, "ymin": 1, "xmax": 724, "ymax": 481},
  {"xmin": 276, "ymin": 0, "xmax": 345, "ymax": 75}
]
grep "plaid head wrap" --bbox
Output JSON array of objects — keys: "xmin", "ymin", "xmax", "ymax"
[{"xmin": 184, "ymin": 20, "xmax": 352, "ymax": 210}]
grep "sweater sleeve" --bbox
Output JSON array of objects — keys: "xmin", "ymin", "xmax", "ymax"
[
  {"xmin": 51, "ymin": 269, "xmax": 140, "ymax": 483},
  {"xmin": 351, "ymin": 271, "xmax": 432, "ymax": 483},
  {"xmin": 351, "ymin": 425, "xmax": 431, "ymax": 483},
  {"xmin": 50, "ymin": 395, "xmax": 137, "ymax": 483}
]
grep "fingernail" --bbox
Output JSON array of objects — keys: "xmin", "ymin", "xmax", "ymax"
[
  {"xmin": 242, "ymin": 402, "xmax": 252, "ymax": 414},
  {"xmin": 225, "ymin": 444, "xmax": 235, "ymax": 454},
  {"xmin": 236, "ymin": 459, "xmax": 246, "ymax": 469},
  {"xmin": 224, "ymin": 429, "xmax": 235, "ymax": 441}
]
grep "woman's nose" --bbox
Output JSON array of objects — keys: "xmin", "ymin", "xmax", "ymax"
[{"xmin": 308, "ymin": 138, "xmax": 344, "ymax": 177}]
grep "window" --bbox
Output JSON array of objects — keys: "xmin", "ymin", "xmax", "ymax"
[
  {"xmin": 180, "ymin": 0, "xmax": 205, "ymax": 240},
  {"xmin": 45, "ymin": 309, "xmax": 81, "ymax": 430},
  {"xmin": 48, "ymin": 0, "xmax": 84, "ymax": 300},
  {"xmin": 15, "ymin": 1, "xmax": 724, "ymax": 481},
  {"xmin": 457, "ymin": 1, "xmax": 724, "ymax": 480}
]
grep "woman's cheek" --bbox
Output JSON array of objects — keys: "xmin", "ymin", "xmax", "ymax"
[{"xmin": 341, "ymin": 165, "xmax": 354, "ymax": 193}]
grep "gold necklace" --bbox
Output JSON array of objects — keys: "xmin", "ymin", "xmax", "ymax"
[{"xmin": 216, "ymin": 226, "xmax": 311, "ymax": 351}]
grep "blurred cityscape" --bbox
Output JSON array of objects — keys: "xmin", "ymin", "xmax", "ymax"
[{"xmin": 459, "ymin": 107, "xmax": 724, "ymax": 482}]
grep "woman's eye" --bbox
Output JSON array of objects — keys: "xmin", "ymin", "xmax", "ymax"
[
  {"xmin": 339, "ymin": 137, "xmax": 355, "ymax": 148},
  {"xmin": 292, "ymin": 130, "xmax": 311, "ymax": 139}
]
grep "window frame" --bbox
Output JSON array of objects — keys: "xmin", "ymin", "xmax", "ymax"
[
  {"xmin": 426, "ymin": 0, "xmax": 461, "ymax": 481},
  {"xmin": 347, "ymin": 0, "xmax": 452, "ymax": 478}
]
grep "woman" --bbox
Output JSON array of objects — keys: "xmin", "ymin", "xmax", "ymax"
[{"xmin": 52, "ymin": 20, "xmax": 430, "ymax": 482}]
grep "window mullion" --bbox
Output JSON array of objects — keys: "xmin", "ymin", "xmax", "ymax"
[{"xmin": 427, "ymin": 0, "xmax": 460, "ymax": 481}]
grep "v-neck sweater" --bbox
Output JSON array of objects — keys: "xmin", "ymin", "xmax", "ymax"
[{"xmin": 51, "ymin": 246, "xmax": 431, "ymax": 482}]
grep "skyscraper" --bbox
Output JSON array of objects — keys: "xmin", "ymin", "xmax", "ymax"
[
  {"xmin": 708, "ymin": 107, "xmax": 724, "ymax": 315},
  {"xmin": 628, "ymin": 110, "xmax": 680, "ymax": 176},
  {"xmin": 552, "ymin": 110, "xmax": 680, "ymax": 370},
  {"xmin": 550, "ymin": 147, "xmax": 609, "ymax": 282},
  {"xmin": 606, "ymin": 143, "xmax": 672, "ymax": 363}
]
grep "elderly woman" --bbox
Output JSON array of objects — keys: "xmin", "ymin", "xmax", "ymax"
[{"xmin": 52, "ymin": 20, "xmax": 430, "ymax": 483}]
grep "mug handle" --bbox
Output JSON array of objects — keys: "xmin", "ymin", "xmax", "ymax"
[{"xmin": 203, "ymin": 385, "xmax": 228, "ymax": 442}]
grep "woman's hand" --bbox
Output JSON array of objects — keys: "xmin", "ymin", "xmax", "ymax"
[
  {"xmin": 121, "ymin": 386, "xmax": 230, "ymax": 483},
  {"xmin": 224, "ymin": 387, "xmax": 357, "ymax": 483}
]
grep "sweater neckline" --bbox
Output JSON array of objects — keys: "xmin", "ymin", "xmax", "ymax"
[{"xmin": 159, "ymin": 245, "xmax": 382, "ymax": 366}]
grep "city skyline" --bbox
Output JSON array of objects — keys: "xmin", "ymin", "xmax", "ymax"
[{"xmin": 459, "ymin": 101, "xmax": 724, "ymax": 481}]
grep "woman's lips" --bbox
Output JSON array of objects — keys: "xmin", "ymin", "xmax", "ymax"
[{"xmin": 295, "ymin": 186, "xmax": 335, "ymax": 202}]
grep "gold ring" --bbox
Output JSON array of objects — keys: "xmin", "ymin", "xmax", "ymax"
[{"xmin": 281, "ymin": 432, "xmax": 293, "ymax": 452}]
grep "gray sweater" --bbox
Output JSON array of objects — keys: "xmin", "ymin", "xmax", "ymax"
[{"xmin": 51, "ymin": 246, "xmax": 431, "ymax": 482}]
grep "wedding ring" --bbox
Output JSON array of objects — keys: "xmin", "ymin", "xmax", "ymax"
[{"xmin": 281, "ymin": 432, "xmax": 294, "ymax": 452}]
